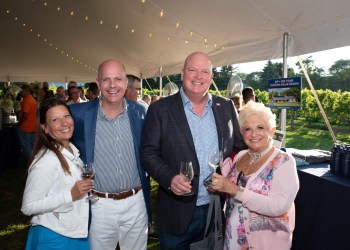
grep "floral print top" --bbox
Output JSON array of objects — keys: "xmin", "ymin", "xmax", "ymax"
[{"xmin": 223, "ymin": 148, "xmax": 299, "ymax": 250}]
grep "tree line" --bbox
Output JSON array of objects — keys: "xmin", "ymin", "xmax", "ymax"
[{"xmin": 144, "ymin": 57, "xmax": 350, "ymax": 93}]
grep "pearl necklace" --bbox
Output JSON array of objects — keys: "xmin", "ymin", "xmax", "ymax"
[{"xmin": 248, "ymin": 145, "xmax": 272, "ymax": 166}]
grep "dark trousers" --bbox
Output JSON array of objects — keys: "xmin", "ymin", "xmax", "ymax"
[{"xmin": 158, "ymin": 204, "xmax": 209, "ymax": 250}]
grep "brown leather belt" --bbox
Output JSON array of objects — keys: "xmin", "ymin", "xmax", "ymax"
[{"xmin": 91, "ymin": 185, "xmax": 142, "ymax": 200}]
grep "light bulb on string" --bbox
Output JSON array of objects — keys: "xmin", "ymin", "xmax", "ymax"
[{"xmin": 160, "ymin": 10, "xmax": 164, "ymax": 17}]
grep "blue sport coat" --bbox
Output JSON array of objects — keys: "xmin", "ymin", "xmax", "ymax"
[{"xmin": 69, "ymin": 98, "xmax": 151, "ymax": 222}]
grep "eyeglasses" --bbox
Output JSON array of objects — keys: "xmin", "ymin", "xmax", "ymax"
[{"xmin": 236, "ymin": 171, "xmax": 247, "ymax": 187}]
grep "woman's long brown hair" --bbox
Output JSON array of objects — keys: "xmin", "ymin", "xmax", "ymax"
[{"xmin": 27, "ymin": 98, "xmax": 72, "ymax": 175}]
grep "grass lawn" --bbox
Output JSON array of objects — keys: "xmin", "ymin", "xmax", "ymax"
[{"xmin": 0, "ymin": 118, "xmax": 349, "ymax": 249}]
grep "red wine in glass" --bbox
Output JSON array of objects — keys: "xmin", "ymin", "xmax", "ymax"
[{"xmin": 82, "ymin": 163, "xmax": 98, "ymax": 202}]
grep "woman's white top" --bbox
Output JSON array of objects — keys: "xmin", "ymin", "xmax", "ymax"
[{"xmin": 21, "ymin": 143, "xmax": 89, "ymax": 238}]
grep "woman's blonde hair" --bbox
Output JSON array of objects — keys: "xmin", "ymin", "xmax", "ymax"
[{"xmin": 238, "ymin": 101, "xmax": 276, "ymax": 132}]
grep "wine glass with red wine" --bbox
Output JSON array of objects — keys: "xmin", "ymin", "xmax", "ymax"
[{"xmin": 82, "ymin": 163, "xmax": 98, "ymax": 202}]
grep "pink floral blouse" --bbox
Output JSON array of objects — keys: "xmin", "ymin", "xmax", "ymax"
[{"xmin": 223, "ymin": 148, "xmax": 299, "ymax": 250}]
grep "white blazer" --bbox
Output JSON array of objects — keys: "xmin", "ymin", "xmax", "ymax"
[{"xmin": 21, "ymin": 143, "xmax": 89, "ymax": 238}]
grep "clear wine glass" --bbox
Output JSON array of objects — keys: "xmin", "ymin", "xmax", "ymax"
[
  {"xmin": 180, "ymin": 161, "xmax": 194, "ymax": 196},
  {"xmin": 82, "ymin": 163, "xmax": 98, "ymax": 202},
  {"xmin": 204, "ymin": 150, "xmax": 223, "ymax": 188},
  {"xmin": 208, "ymin": 149, "xmax": 223, "ymax": 173}
]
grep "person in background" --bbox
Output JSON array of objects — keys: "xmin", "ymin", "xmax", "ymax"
[
  {"xmin": 43, "ymin": 82, "xmax": 54, "ymax": 98},
  {"xmin": 150, "ymin": 95, "xmax": 159, "ymax": 104},
  {"xmin": 85, "ymin": 82, "xmax": 100, "ymax": 101},
  {"xmin": 77, "ymin": 86, "xmax": 87, "ymax": 101},
  {"xmin": 125, "ymin": 74, "xmax": 142, "ymax": 101},
  {"xmin": 141, "ymin": 51, "xmax": 246, "ymax": 249},
  {"xmin": 231, "ymin": 93, "xmax": 242, "ymax": 112},
  {"xmin": 66, "ymin": 86, "xmax": 87, "ymax": 105},
  {"xmin": 56, "ymin": 86, "xmax": 68, "ymax": 102},
  {"xmin": 21, "ymin": 98, "xmax": 92, "ymax": 250},
  {"xmin": 242, "ymin": 87, "xmax": 255, "ymax": 105},
  {"xmin": 142, "ymin": 94, "xmax": 151, "ymax": 105},
  {"xmin": 18, "ymin": 84, "xmax": 38, "ymax": 161},
  {"xmin": 70, "ymin": 59, "xmax": 151, "ymax": 250},
  {"xmin": 68, "ymin": 81, "xmax": 77, "ymax": 89},
  {"xmin": 211, "ymin": 101, "xmax": 299, "ymax": 250}
]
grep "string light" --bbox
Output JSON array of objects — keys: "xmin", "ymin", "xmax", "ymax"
[{"xmin": 4, "ymin": 1, "xmax": 216, "ymax": 74}]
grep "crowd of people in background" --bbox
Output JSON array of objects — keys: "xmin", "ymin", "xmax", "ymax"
[{"xmin": 18, "ymin": 51, "xmax": 298, "ymax": 250}]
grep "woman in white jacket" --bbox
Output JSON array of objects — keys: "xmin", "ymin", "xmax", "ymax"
[{"xmin": 21, "ymin": 98, "xmax": 93, "ymax": 250}]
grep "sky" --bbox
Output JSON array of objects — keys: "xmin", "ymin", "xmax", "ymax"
[{"xmin": 233, "ymin": 45, "xmax": 350, "ymax": 74}]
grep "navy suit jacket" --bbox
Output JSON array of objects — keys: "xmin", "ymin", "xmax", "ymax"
[
  {"xmin": 69, "ymin": 98, "xmax": 151, "ymax": 222},
  {"xmin": 141, "ymin": 92, "xmax": 246, "ymax": 235}
]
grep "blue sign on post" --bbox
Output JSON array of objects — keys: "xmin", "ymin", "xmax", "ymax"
[{"xmin": 268, "ymin": 77, "xmax": 302, "ymax": 110}]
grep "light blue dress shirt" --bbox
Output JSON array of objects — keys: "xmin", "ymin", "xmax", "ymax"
[{"xmin": 180, "ymin": 87, "xmax": 219, "ymax": 206}]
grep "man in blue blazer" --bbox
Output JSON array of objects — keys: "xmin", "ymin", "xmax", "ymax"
[
  {"xmin": 141, "ymin": 52, "xmax": 246, "ymax": 249},
  {"xmin": 70, "ymin": 59, "xmax": 151, "ymax": 250}
]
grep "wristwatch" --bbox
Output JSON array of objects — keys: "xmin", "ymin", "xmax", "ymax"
[{"xmin": 234, "ymin": 186, "xmax": 245, "ymax": 200}]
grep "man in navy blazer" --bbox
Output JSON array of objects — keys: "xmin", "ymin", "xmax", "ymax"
[
  {"xmin": 141, "ymin": 52, "xmax": 246, "ymax": 249},
  {"xmin": 70, "ymin": 59, "xmax": 151, "ymax": 250}
]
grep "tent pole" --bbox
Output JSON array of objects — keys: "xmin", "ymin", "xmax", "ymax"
[
  {"xmin": 280, "ymin": 32, "xmax": 289, "ymax": 147},
  {"xmin": 159, "ymin": 66, "xmax": 163, "ymax": 97},
  {"xmin": 140, "ymin": 73, "xmax": 143, "ymax": 98}
]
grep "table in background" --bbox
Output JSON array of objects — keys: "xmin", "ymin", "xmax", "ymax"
[
  {"xmin": 0, "ymin": 123, "xmax": 21, "ymax": 174},
  {"xmin": 292, "ymin": 162, "xmax": 350, "ymax": 250}
]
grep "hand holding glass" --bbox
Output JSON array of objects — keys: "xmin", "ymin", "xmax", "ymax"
[
  {"xmin": 180, "ymin": 161, "xmax": 194, "ymax": 196},
  {"xmin": 82, "ymin": 163, "xmax": 98, "ymax": 202}
]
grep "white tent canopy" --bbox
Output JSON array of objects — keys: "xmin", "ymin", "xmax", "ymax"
[{"xmin": 1, "ymin": 0, "xmax": 350, "ymax": 82}]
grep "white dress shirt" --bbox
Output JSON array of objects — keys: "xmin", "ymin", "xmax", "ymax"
[{"xmin": 21, "ymin": 143, "xmax": 89, "ymax": 238}]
